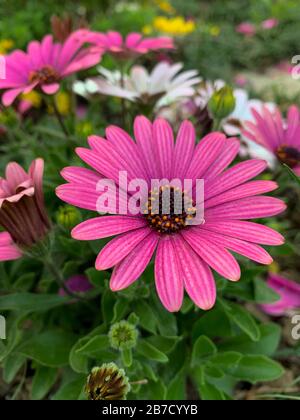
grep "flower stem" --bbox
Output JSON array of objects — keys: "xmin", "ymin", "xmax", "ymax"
[{"xmin": 50, "ymin": 96, "xmax": 69, "ymax": 137}]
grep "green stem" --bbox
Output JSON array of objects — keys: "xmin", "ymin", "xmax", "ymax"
[{"xmin": 50, "ymin": 96, "xmax": 69, "ymax": 137}]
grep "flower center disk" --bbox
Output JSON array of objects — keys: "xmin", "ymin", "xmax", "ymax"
[
  {"xmin": 276, "ymin": 145, "xmax": 300, "ymax": 168},
  {"xmin": 144, "ymin": 185, "xmax": 196, "ymax": 234},
  {"xmin": 29, "ymin": 65, "xmax": 59, "ymax": 85}
]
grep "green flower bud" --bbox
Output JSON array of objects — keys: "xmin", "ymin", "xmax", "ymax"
[
  {"xmin": 108, "ymin": 320, "xmax": 138, "ymax": 350},
  {"xmin": 85, "ymin": 363, "xmax": 130, "ymax": 400},
  {"xmin": 56, "ymin": 205, "xmax": 81, "ymax": 229},
  {"xmin": 208, "ymin": 85, "xmax": 236, "ymax": 120}
]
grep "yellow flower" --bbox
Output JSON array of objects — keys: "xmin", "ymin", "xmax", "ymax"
[
  {"xmin": 155, "ymin": 0, "xmax": 176, "ymax": 14},
  {"xmin": 153, "ymin": 16, "xmax": 196, "ymax": 36},
  {"xmin": 21, "ymin": 91, "xmax": 42, "ymax": 108},
  {"xmin": 48, "ymin": 92, "xmax": 70, "ymax": 116},
  {"xmin": 0, "ymin": 39, "xmax": 14, "ymax": 55},
  {"xmin": 209, "ymin": 25, "xmax": 221, "ymax": 37},
  {"xmin": 142, "ymin": 25, "xmax": 153, "ymax": 35}
]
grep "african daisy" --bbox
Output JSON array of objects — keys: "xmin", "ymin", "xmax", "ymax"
[{"xmin": 56, "ymin": 117, "xmax": 286, "ymax": 312}]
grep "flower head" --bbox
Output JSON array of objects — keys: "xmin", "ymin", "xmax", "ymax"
[
  {"xmin": 0, "ymin": 159, "xmax": 50, "ymax": 249},
  {"xmin": 109, "ymin": 320, "xmax": 138, "ymax": 350},
  {"xmin": 86, "ymin": 30, "xmax": 174, "ymax": 59},
  {"xmin": 86, "ymin": 363, "xmax": 130, "ymax": 400},
  {"xmin": 152, "ymin": 16, "xmax": 196, "ymax": 36},
  {"xmin": 56, "ymin": 117, "xmax": 286, "ymax": 312},
  {"xmin": 236, "ymin": 22, "xmax": 256, "ymax": 37},
  {"xmin": 243, "ymin": 105, "xmax": 300, "ymax": 175},
  {"xmin": 260, "ymin": 273, "xmax": 300, "ymax": 316},
  {"xmin": 0, "ymin": 30, "xmax": 101, "ymax": 106},
  {"xmin": 261, "ymin": 18, "xmax": 279, "ymax": 30},
  {"xmin": 58, "ymin": 274, "xmax": 93, "ymax": 297},
  {"xmin": 75, "ymin": 62, "xmax": 200, "ymax": 108}
]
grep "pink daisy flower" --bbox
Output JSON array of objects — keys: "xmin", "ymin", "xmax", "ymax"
[
  {"xmin": 243, "ymin": 105, "xmax": 300, "ymax": 175},
  {"xmin": 260, "ymin": 273, "xmax": 300, "ymax": 316},
  {"xmin": 0, "ymin": 30, "xmax": 102, "ymax": 106},
  {"xmin": 86, "ymin": 31, "xmax": 174, "ymax": 59},
  {"xmin": 56, "ymin": 117, "xmax": 286, "ymax": 312},
  {"xmin": 58, "ymin": 274, "xmax": 93, "ymax": 297},
  {"xmin": 0, "ymin": 231, "xmax": 22, "ymax": 261},
  {"xmin": 0, "ymin": 158, "xmax": 50, "ymax": 249},
  {"xmin": 261, "ymin": 18, "xmax": 279, "ymax": 30},
  {"xmin": 236, "ymin": 22, "xmax": 256, "ymax": 37}
]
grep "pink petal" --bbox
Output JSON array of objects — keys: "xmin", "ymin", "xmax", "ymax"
[
  {"xmin": 153, "ymin": 118, "xmax": 174, "ymax": 179},
  {"xmin": 72, "ymin": 216, "xmax": 146, "ymax": 240},
  {"xmin": 110, "ymin": 232, "xmax": 159, "ymax": 291},
  {"xmin": 134, "ymin": 116, "xmax": 158, "ymax": 179},
  {"xmin": 181, "ymin": 229, "xmax": 241, "ymax": 281},
  {"xmin": 125, "ymin": 33, "xmax": 143, "ymax": 48},
  {"xmin": 2, "ymin": 87, "xmax": 25, "ymax": 106},
  {"xmin": 204, "ymin": 138, "xmax": 240, "ymax": 181},
  {"xmin": 60, "ymin": 166, "xmax": 101, "ymax": 185},
  {"xmin": 41, "ymin": 83, "xmax": 60, "ymax": 95},
  {"xmin": 172, "ymin": 120, "xmax": 195, "ymax": 179},
  {"xmin": 5, "ymin": 162, "xmax": 29, "ymax": 189},
  {"xmin": 173, "ymin": 235, "xmax": 216, "ymax": 310},
  {"xmin": 154, "ymin": 236, "xmax": 184, "ymax": 312},
  {"xmin": 96, "ymin": 227, "xmax": 151, "ymax": 270},
  {"xmin": 205, "ymin": 159, "xmax": 267, "ymax": 200},
  {"xmin": 205, "ymin": 196, "xmax": 286, "ymax": 220},
  {"xmin": 202, "ymin": 220, "xmax": 284, "ymax": 246},
  {"xmin": 185, "ymin": 132, "xmax": 226, "ymax": 181}
]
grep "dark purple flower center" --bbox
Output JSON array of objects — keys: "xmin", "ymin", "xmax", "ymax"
[
  {"xmin": 29, "ymin": 65, "xmax": 59, "ymax": 85},
  {"xmin": 276, "ymin": 145, "xmax": 300, "ymax": 168},
  {"xmin": 144, "ymin": 185, "xmax": 196, "ymax": 234}
]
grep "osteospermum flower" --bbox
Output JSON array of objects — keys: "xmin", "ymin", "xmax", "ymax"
[
  {"xmin": 260, "ymin": 273, "xmax": 300, "ymax": 316},
  {"xmin": 0, "ymin": 30, "xmax": 101, "ymax": 106},
  {"xmin": 58, "ymin": 274, "xmax": 93, "ymax": 297},
  {"xmin": 0, "ymin": 159, "xmax": 50, "ymax": 249},
  {"xmin": 86, "ymin": 30, "xmax": 174, "ymax": 59},
  {"xmin": 243, "ymin": 105, "xmax": 300, "ymax": 175},
  {"xmin": 74, "ymin": 62, "xmax": 200, "ymax": 108},
  {"xmin": 0, "ymin": 231, "xmax": 22, "ymax": 261},
  {"xmin": 56, "ymin": 117, "xmax": 286, "ymax": 312}
]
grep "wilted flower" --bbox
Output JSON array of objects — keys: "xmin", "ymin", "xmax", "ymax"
[
  {"xmin": 58, "ymin": 274, "xmax": 93, "ymax": 297},
  {"xmin": 57, "ymin": 117, "xmax": 285, "ymax": 312},
  {"xmin": 75, "ymin": 62, "xmax": 201, "ymax": 109},
  {"xmin": 86, "ymin": 30, "xmax": 174, "ymax": 59},
  {"xmin": 261, "ymin": 273, "xmax": 300, "ymax": 316},
  {"xmin": 51, "ymin": 14, "xmax": 87, "ymax": 43},
  {"xmin": 109, "ymin": 320, "xmax": 138, "ymax": 350},
  {"xmin": 86, "ymin": 363, "xmax": 130, "ymax": 400},
  {"xmin": 236, "ymin": 22, "xmax": 256, "ymax": 37},
  {"xmin": 243, "ymin": 105, "xmax": 300, "ymax": 175},
  {"xmin": 0, "ymin": 30, "xmax": 101, "ymax": 106},
  {"xmin": 0, "ymin": 159, "xmax": 50, "ymax": 249},
  {"xmin": 0, "ymin": 231, "xmax": 22, "ymax": 261}
]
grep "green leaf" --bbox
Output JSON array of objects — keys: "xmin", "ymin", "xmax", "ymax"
[
  {"xmin": 52, "ymin": 376, "xmax": 86, "ymax": 400},
  {"xmin": 209, "ymin": 352, "xmax": 242, "ymax": 376},
  {"xmin": 112, "ymin": 298, "xmax": 129, "ymax": 323},
  {"xmin": 222, "ymin": 301, "xmax": 260, "ymax": 341},
  {"xmin": 75, "ymin": 335, "xmax": 110, "ymax": 357},
  {"xmin": 219, "ymin": 323, "xmax": 281, "ymax": 356},
  {"xmin": 2, "ymin": 353, "xmax": 26, "ymax": 384},
  {"xmin": 191, "ymin": 335, "xmax": 217, "ymax": 367},
  {"xmin": 199, "ymin": 382, "xmax": 226, "ymax": 400},
  {"xmin": 101, "ymin": 289, "xmax": 115, "ymax": 325},
  {"xmin": 31, "ymin": 366, "xmax": 58, "ymax": 400},
  {"xmin": 166, "ymin": 368, "xmax": 186, "ymax": 400},
  {"xmin": 254, "ymin": 278, "xmax": 281, "ymax": 304},
  {"xmin": 13, "ymin": 273, "xmax": 35, "ymax": 292},
  {"xmin": 136, "ymin": 340, "xmax": 168, "ymax": 363},
  {"xmin": 232, "ymin": 355, "xmax": 284, "ymax": 383},
  {"xmin": 17, "ymin": 330, "xmax": 76, "ymax": 367},
  {"xmin": 146, "ymin": 336, "xmax": 181, "ymax": 354},
  {"xmin": 192, "ymin": 308, "xmax": 233, "ymax": 340},
  {"xmin": 121, "ymin": 348, "xmax": 132, "ymax": 367},
  {"xmin": 146, "ymin": 380, "xmax": 167, "ymax": 400},
  {"xmin": 152, "ymin": 295, "xmax": 177, "ymax": 336},
  {"xmin": 0, "ymin": 293, "xmax": 69, "ymax": 313},
  {"xmin": 135, "ymin": 301, "xmax": 157, "ymax": 334}
]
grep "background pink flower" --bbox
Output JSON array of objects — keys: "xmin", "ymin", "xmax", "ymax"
[
  {"xmin": 261, "ymin": 273, "xmax": 300, "ymax": 316},
  {"xmin": 243, "ymin": 105, "xmax": 300, "ymax": 175},
  {"xmin": 59, "ymin": 274, "xmax": 93, "ymax": 297},
  {"xmin": 261, "ymin": 18, "xmax": 279, "ymax": 30},
  {"xmin": 236, "ymin": 22, "xmax": 256, "ymax": 37},
  {"xmin": 0, "ymin": 30, "xmax": 101, "ymax": 106},
  {"xmin": 0, "ymin": 231, "xmax": 22, "ymax": 261},
  {"xmin": 86, "ymin": 31, "xmax": 174, "ymax": 59},
  {"xmin": 56, "ymin": 117, "xmax": 285, "ymax": 312}
]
